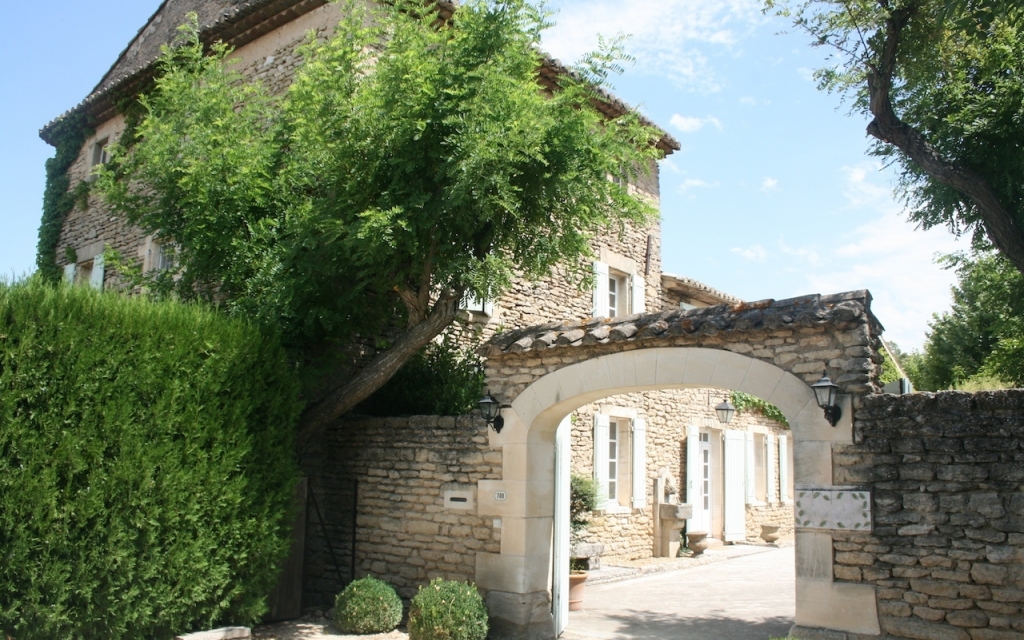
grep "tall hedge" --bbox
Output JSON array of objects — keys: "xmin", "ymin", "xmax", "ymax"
[{"xmin": 0, "ymin": 280, "xmax": 301, "ymax": 639}]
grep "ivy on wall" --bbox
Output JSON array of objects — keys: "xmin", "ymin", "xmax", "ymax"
[
  {"xmin": 731, "ymin": 390, "xmax": 789, "ymax": 427},
  {"xmin": 36, "ymin": 113, "xmax": 92, "ymax": 283}
]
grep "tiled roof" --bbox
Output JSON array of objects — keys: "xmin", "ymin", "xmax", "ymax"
[
  {"xmin": 40, "ymin": 0, "xmax": 679, "ymax": 154},
  {"xmin": 481, "ymin": 290, "xmax": 878, "ymax": 356},
  {"xmin": 661, "ymin": 272, "xmax": 743, "ymax": 306}
]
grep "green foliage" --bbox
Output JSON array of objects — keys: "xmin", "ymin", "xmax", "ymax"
[
  {"xmin": 879, "ymin": 347, "xmax": 901, "ymax": 385},
  {"xmin": 730, "ymin": 391, "xmax": 789, "ymax": 427},
  {"xmin": 96, "ymin": 1, "xmax": 660, "ymax": 353},
  {"xmin": 769, "ymin": 0, "xmax": 1024, "ymax": 257},
  {"xmin": 570, "ymin": 473, "xmax": 599, "ymax": 546},
  {"xmin": 408, "ymin": 579, "xmax": 488, "ymax": 640},
  {"xmin": 333, "ymin": 576, "xmax": 402, "ymax": 635},
  {"xmin": 37, "ymin": 113, "xmax": 91, "ymax": 282},
  {"xmin": 0, "ymin": 278, "xmax": 301, "ymax": 639},
  {"xmin": 357, "ymin": 335, "xmax": 484, "ymax": 416},
  {"xmin": 917, "ymin": 251, "xmax": 1024, "ymax": 388}
]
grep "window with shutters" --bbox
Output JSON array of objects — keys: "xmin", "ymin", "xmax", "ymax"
[
  {"xmin": 459, "ymin": 291, "xmax": 495, "ymax": 323},
  {"xmin": 754, "ymin": 433, "xmax": 767, "ymax": 502},
  {"xmin": 607, "ymin": 269, "xmax": 630, "ymax": 317},
  {"xmin": 593, "ymin": 412, "xmax": 644, "ymax": 512}
]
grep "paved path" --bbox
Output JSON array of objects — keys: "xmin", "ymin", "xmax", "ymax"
[{"xmin": 562, "ymin": 547, "xmax": 795, "ymax": 640}]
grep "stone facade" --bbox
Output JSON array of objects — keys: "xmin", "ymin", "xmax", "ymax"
[
  {"xmin": 300, "ymin": 414, "xmax": 501, "ymax": 608},
  {"xmin": 824, "ymin": 390, "xmax": 1024, "ymax": 640}
]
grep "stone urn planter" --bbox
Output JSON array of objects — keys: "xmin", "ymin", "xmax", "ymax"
[
  {"xmin": 686, "ymin": 531, "xmax": 710, "ymax": 557},
  {"xmin": 568, "ymin": 571, "xmax": 589, "ymax": 611},
  {"xmin": 760, "ymin": 523, "xmax": 782, "ymax": 544}
]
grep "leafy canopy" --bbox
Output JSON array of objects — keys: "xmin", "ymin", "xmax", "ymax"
[
  {"xmin": 916, "ymin": 250, "xmax": 1024, "ymax": 389},
  {"xmin": 768, "ymin": 0, "xmax": 1024, "ymax": 265},
  {"xmin": 98, "ymin": 0, "xmax": 660, "ymax": 349}
]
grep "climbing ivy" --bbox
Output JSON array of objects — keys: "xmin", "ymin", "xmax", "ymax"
[
  {"xmin": 36, "ymin": 113, "xmax": 92, "ymax": 283},
  {"xmin": 730, "ymin": 391, "xmax": 789, "ymax": 428}
]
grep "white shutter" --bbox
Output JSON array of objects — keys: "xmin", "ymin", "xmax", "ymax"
[
  {"xmin": 89, "ymin": 254, "xmax": 105, "ymax": 291},
  {"xmin": 63, "ymin": 263, "xmax": 77, "ymax": 284},
  {"xmin": 744, "ymin": 431, "xmax": 755, "ymax": 504},
  {"xmin": 592, "ymin": 261, "xmax": 609, "ymax": 317},
  {"xmin": 593, "ymin": 414, "xmax": 611, "ymax": 510},
  {"xmin": 482, "ymin": 297, "xmax": 494, "ymax": 317},
  {"xmin": 685, "ymin": 424, "xmax": 702, "ymax": 532},
  {"xmin": 766, "ymin": 433, "xmax": 776, "ymax": 504},
  {"xmin": 779, "ymin": 435, "xmax": 789, "ymax": 502},
  {"xmin": 723, "ymin": 430, "xmax": 746, "ymax": 542},
  {"xmin": 630, "ymin": 274, "xmax": 645, "ymax": 315},
  {"xmin": 631, "ymin": 418, "xmax": 647, "ymax": 509}
]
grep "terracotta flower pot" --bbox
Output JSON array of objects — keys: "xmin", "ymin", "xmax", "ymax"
[
  {"xmin": 760, "ymin": 523, "xmax": 782, "ymax": 544},
  {"xmin": 686, "ymin": 531, "xmax": 709, "ymax": 556},
  {"xmin": 568, "ymin": 571, "xmax": 588, "ymax": 611}
]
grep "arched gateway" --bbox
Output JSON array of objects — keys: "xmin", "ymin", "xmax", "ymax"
[{"xmin": 473, "ymin": 291, "xmax": 885, "ymax": 639}]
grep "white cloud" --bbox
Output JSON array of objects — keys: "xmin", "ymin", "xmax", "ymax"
[
  {"xmin": 732, "ymin": 244, "xmax": 768, "ymax": 261},
  {"xmin": 799, "ymin": 162, "xmax": 964, "ymax": 350},
  {"xmin": 778, "ymin": 238, "xmax": 821, "ymax": 266},
  {"xmin": 679, "ymin": 178, "xmax": 718, "ymax": 192},
  {"xmin": 670, "ymin": 114, "xmax": 723, "ymax": 133},
  {"xmin": 796, "ymin": 67, "xmax": 815, "ymax": 82},
  {"xmin": 761, "ymin": 177, "xmax": 779, "ymax": 191},
  {"xmin": 542, "ymin": 0, "xmax": 764, "ymax": 91}
]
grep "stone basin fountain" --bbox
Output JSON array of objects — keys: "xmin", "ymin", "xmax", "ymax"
[{"xmin": 653, "ymin": 471, "xmax": 693, "ymax": 557}]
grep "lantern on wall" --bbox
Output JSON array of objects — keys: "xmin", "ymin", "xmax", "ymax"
[
  {"xmin": 714, "ymin": 398, "xmax": 736, "ymax": 425},
  {"xmin": 478, "ymin": 391, "xmax": 506, "ymax": 433},
  {"xmin": 811, "ymin": 370, "xmax": 842, "ymax": 427}
]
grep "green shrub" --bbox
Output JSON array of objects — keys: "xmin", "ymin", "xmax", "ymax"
[
  {"xmin": 333, "ymin": 576, "xmax": 402, "ymax": 634},
  {"xmin": 0, "ymin": 279, "xmax": 301, "ymax": 639},
  {"xmin": 357, "ymin": 334, "xmax": 484, "ymax": 416},
  {"xmin": 408, "ymin": 579, "xmax": 488, "ymax": 640}
]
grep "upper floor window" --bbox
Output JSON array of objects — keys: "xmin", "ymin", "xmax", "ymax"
[
  {"xmin": 459, "ymin": 291, "xmax": 494, "ymax": 323},
  {"xmin": 86, "ymin": 138, "xmax": 110, "ymax": 182},
  {"xmin": 593, "ymin": 259, "xmax": 644, "ymax": 318}
]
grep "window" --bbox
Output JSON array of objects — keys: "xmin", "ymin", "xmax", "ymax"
[
  {"xmin": 754, "ymin": 433, "xmax": 766, "ymax": 502},
  {"xmin": 594, "ymin": 414, "xmax": 646, "ymax": 510},
  {"xmin": 592, "ymin": 259, "xmax": 645, "ymax": 318},
  {"xmin": 87, "ymin": 137, "xmax": 110, "ymax": 182},
  {"xmin": 459, "ymin": 291, "xmax": 494, "ymax": 322},
  {"xmin": 147, "ymin": 242, "xmax": 175, "ymax": 272},
  {"xmin": 608, "ymin": 422, "xmax": 618, "ymax": 501}
]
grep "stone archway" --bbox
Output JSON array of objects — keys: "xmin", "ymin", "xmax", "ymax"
[{"xmin": 473, "ymin": 291, "xmax": 885, "ymax": 639}]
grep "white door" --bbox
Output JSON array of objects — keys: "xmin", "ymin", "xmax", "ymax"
[
  {"xmin": 552, "ymin": 415, "xmax": 571, "ymax": 637},
  {"xmin": 699, "ymin": 434, "xmax": 712, "ymax": 532}
]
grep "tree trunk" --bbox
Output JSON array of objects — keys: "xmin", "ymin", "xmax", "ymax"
[
  {"xmin": 295, "ymin": 290, "xmax": 463, "ymax": 451},
  {"xmin": 865, "ymin": 6, "xmax": 1024, "ymax": 276}
]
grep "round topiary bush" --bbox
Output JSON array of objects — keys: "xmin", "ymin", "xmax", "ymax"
[
  {"xmin": 408, "ymin": 578, "xmax": 488, "ymax": 640},
  {"xmin": 333, "ymin": 576, "xmax": 402, "ymax": 634}
]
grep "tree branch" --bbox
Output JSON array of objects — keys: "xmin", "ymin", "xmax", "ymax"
[
  {"xmin": 295, "ymin": 287, "xmax": 464, "ymax": 451},
  {"xmin": 865, "ymin": 3, "xmax": 1024, "ymax": 274}
]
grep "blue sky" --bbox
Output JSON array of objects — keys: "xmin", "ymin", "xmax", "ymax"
[{"xmin": 0, "ymin": 0, "xmax": 964, "ymax": 350}]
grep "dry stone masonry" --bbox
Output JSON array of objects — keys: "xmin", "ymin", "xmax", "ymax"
[{"xmin": 825, "ymin": 390, "xmax": 1024, "ymax": 640}]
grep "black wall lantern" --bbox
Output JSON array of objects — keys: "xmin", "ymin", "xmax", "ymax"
[
  {"xmin": 479, "ymin": 391, "xmax": 508, "ymax": 433},
  {"xmin": 811, "ymin": 370, "xmax": 842, "ymax": 427},
  {"xmin": 708, "ymin": 392, "xmax": 736, "ymax": 424}
]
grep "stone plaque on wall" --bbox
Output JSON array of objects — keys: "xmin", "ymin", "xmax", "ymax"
[{"xmin": 795, "ymin": 487, "xmax": 871, "ymax": 531}]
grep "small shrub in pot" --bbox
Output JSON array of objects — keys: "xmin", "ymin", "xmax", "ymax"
[
  {"xmin": 333, "ymin": 576, "xmax": 402, "ymax": 634},
  {"xmin": 408, "ymin": 578, "xmax": 488, "ymax": 640}
]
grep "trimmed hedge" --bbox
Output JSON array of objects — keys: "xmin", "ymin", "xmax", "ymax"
[
  {"xmin": 333, "ymin": 576, "xmax": 402, "ymax": 634},
  {"xmin": 0, "ymin": 280, "xmax": 301, "ymax": 639},
  {"xmin": 408, "ymin": 579, "xmax": 488, "ymax": 640}
]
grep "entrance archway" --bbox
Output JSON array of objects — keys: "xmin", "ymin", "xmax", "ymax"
[{"xmin": 473, "ymin": 292, "xmax": 884, "ymax": 639}]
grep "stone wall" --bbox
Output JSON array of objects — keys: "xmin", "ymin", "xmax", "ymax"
[
  {"xmin": 831, "ymin": 390, "xmax": 1024, "ymax": 640},
  {"xmin": 300, "ymin": 414, "xmax": 501, "ymax": 608}
]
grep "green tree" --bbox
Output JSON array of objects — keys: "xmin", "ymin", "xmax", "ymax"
[
  {"xmin": 768, "ymin": 0, "xmax": 1024, "ymax": 275},
  {"xmin": 917, "ymin": 251, "xmax": 1024, "ymax": 388},
  {"xmin": 97, "ymin": 0, "xmax": 662, "ymax": 447}
]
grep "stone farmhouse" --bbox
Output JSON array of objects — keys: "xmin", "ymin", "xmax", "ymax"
[
  {"xmin": 43, "ymin": 3, "xmax": 1024, "ymax": 640},
  {"xmin": 43, "ymin": 0, "xmax": 796, "ymax": 574}
]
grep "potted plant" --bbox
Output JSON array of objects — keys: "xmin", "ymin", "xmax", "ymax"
[{"xmin": 568, "ymin": 474, "xmax": 598, "ymax": 611}]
